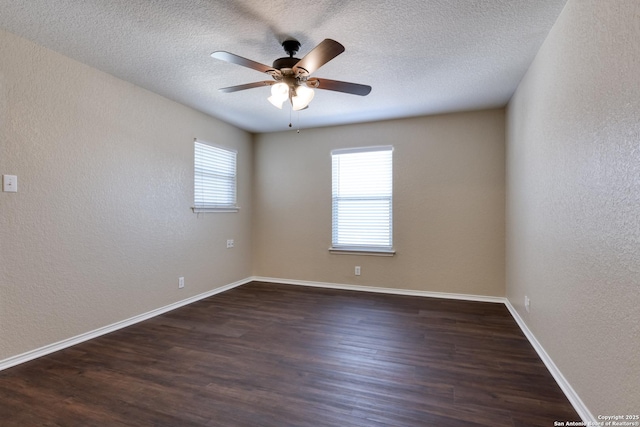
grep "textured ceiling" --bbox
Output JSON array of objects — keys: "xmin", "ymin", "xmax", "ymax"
[{"xmin": 0, "ymin": 0, "xmax": 567, "ymax": 133}]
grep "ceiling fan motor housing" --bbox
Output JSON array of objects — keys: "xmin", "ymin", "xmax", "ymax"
[{"xmin": 272, "ymin": 56, "xmax": 300, "ymax": 71}]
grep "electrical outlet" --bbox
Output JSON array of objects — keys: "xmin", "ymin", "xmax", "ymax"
[
  {"xmin": 355, "ymin": 266, "xmax": 361, "ymax": 276},
  {"xmin": 226, "ymin": 239, "xmax": 234, "ymax": 249},
  {"xmin": 524, "ymin": 295, "xmax": 530, "ymax": 313},
  {"xmin": 179, "ymin": 277, "xmax": 184, "ymax": 289}
]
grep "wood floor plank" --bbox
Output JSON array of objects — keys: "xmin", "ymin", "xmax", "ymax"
[{"xmin": 0, "ymin": 281, "xmax": 580, "ymax": 426}]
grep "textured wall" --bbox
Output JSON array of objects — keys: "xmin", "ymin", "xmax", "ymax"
[
  {"xmin": 506, "ymin": 0, "xmax": 640, "ymax": 415},
  {"xmin": 253, "ymin": 110, "xmax": 505, "ymax": 296},
  {"xmin": 0, "ymin": 30, "xmax": 253, "ymax": 361}
]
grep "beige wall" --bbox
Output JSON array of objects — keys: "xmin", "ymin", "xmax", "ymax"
[
  {"xmin": 0, "ymin": 30, "xmax": 253, "ymax": 360},
  {"xmin": 506, "ymin": 0, "xmax": 640, "ymax": 415},
  {"xmin": 253, "ymin": 111, "xmax": 505, "ymax": 296}
]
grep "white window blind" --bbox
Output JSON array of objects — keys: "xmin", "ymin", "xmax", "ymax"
[
  {"xmin": 193, "ymin": 140, "xmax": 238, "ymax": 212},
  {"xmin": 331, "ymin": 146, "xmax": 393, "ymax": 253}
]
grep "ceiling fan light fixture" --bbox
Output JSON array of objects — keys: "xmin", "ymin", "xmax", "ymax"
[
  {"xmin": 291, "ymin": 85, "xmax": 315, "ymax": 111},
  {"xmin": 268, "ymin": 82, "xmax": 289, "ymax": 109}
]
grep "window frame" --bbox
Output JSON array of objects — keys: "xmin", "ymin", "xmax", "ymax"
[
  {"xmin": 192, "ymin": 139, "xmax": 239, "ymax": 213},
  {"xmin": 330, "ymin": 145, "xmax": 395, "ymax": 256}
]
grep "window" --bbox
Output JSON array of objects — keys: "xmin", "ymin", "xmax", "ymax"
[
  {"xmin": 331, "ymin": 145, "xmax": 394, "ymax": 255},
  {"xmin": 193, "ymin": 139, "xmax": 238, "ymax": 212}
]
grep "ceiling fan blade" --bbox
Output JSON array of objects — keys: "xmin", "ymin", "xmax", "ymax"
[
  {"xmin": 293, "ymin": 39, "xmax": 345, "ymax": 76},
  {"xmin": 309, "ymin": 78, "xmax": 372, "ymax": 96},
  {"xmin": 211, "ymin": 51, "xmax": 278, "ymax": 75},
  {"xmin": 218, "ymin": 81, "xmax": 275, "ymax": 93}
]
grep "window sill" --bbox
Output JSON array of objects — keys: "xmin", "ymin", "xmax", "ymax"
[
  {"xmin": 329, "ymin": 247, "xmax": 396, "ymax": 257},
  {"xmin": 192, "ymin": 207, "xmax": 239, "ymax": 213}
]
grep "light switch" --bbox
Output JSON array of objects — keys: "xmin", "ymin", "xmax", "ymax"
[{"xmin": 3, "ymin": 175, "xmax": 17, "ymax": 192}]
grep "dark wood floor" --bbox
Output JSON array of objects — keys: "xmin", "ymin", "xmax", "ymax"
[{"xmin": 0, "ymin": 281, "xmax": 579, "ymax": 426}]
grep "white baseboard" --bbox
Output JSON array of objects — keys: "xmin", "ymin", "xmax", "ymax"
[
  {"xmin": 1, "ymin": 275, "xmax": 592, "ymax": 423},
  {"xmin": 0, "ymin": 277, "xmax": 251, "ymax": 372},
  {"xmin": 251, "ymin": 276, "xmax": 506, "ymax": 303}
]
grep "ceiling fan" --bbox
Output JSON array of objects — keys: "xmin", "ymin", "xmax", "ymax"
[{"xmin": 211, "ymin": 39, "xmax": 371, "ymax": 111}]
